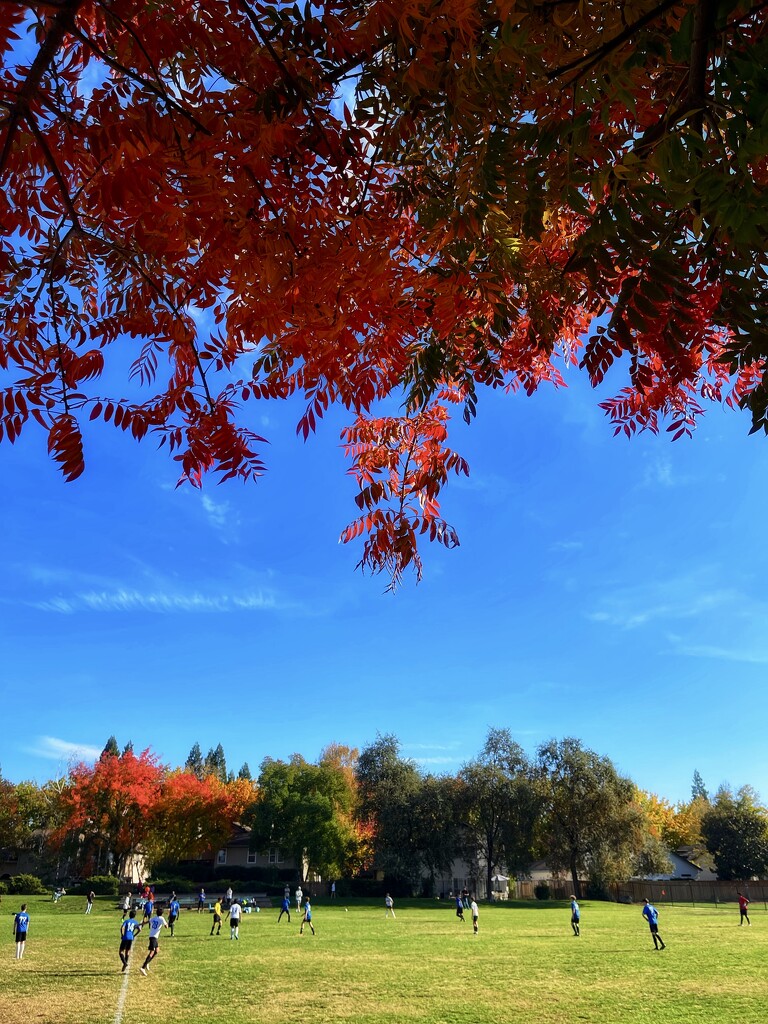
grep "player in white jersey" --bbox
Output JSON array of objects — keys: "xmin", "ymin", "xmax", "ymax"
[{"xmin": 140, "ymin": 906, "xmax": 168, "ymax": 975}]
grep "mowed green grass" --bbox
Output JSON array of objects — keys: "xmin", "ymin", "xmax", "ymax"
[{"xmin": 1, "ymin": 896, "xmax": 766, "ymax": 1024}]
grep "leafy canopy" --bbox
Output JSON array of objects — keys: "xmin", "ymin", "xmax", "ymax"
[{"xmin": 1, "ymin": 0, "xmax": 766, "ymax": 584}]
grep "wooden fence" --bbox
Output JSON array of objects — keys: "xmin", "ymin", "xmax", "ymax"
[{"xmin": 513, "ymin": 878, "xmax": 768, "ymax": 906}]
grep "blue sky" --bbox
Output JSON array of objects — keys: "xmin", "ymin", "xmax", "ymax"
[{"xmin": 1, "ymin": 358, "xmax": 766, "ymax": 805}]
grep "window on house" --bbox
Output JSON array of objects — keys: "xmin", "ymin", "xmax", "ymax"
[
  {"xmin": 268, "ymin": 847, "xmax": 283, "ymax": 864},
  {"xmin": 247, "ymin": 851, "xmax": 257, "ymax": 865},
  {"xmin": 216, "ymin": 849, "xmax": 227, "ymax": 865}
]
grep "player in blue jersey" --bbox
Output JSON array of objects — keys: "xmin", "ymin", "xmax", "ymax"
[
  {"xmin": 140, "ymin": 905, "xmax": 168, "ymax": 975},
  {"xmin": 277, "ymin": 894, "xmax": 291, "ymax": 923},
  {"xmin": 642, "ymin": 899, "xmax": 666, "ymax": 950},
  {"xmin": 119, "ymin": 910, "xmax": 142, "ymax": 972},
  {"xmin": 13, "ymin": 904, "xmax": 30, "ymax": 960},
  {"xmin": 142, "ymin": 896, "xmax": 154, "ymax": 924},
  {"xmin": 570, "ymin": 896, "xmax": 580, "ymax": 937},
  {"xmin": 168, "ymin": 896, "xmax": 181, "ymax": 936},
  {"xmin": 299, "ymin": 897, "xmax": 315, "ymax": 935}
]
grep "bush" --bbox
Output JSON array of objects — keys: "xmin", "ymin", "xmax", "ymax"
[
  {"xmin": 72, "ymin": 876, "xmax": 119, "ymax": 896},
  {"xmin": 0, "ymin": 881, "xmax": 8, "ymax": 896},
  {"xmin": 8, "ymin": 874, "xmax": 48, "ymax": 895},
  {"xmin": 534, "ymin": 883, "xmax": 551, "ymax": 901}
]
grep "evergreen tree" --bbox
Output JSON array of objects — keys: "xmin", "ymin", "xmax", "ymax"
[
  {"xmin": 123, "ymin": 741, "xmax": 134, "ymax": 755},
  {"xmin": 237, "ymin": 762, "xmax": 252, "ymax": 781},
  {"xmin": 101, "ymin": 736, "xmax": 119, "ymax": 758},
  {"xmin": 184, "ymin": 742, "xmax": 204, "ymax": 780},
  {"xmin": 204, "ymin": 744, "xmax": 227, "ymax": 783},
  {"xmin": 691, "ymin": 770, "xmax": 709, "ymax": 802}
]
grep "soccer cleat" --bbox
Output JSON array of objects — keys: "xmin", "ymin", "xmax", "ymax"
[{"xmin": 140, "ymin": 967, "xmax": 148, "ymax": 976}]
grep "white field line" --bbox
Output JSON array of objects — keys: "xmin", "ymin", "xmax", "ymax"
[{"xmin": 113, "ymin": 965, "xmax": 131, "ymax": 1024}]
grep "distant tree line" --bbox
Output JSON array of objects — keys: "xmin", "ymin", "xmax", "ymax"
[{"xmin": 1, "ymin": 730, "xmax": 767, "ymax": 892}]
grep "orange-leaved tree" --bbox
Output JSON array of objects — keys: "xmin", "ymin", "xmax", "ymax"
[
  {"xmin": 53, "ymin": 747, "xmax": 164, "ymax": 877},
  {"xmin": 1, "ymin": 1, "xmax": 766, "ymax": 583},
  {"xmin": 145, "ymin": 770, "xmax": 256, "ymax": 866}
]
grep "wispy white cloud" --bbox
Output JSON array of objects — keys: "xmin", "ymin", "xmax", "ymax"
[
  {"xmin": 550, "ymin": 539, "xmax": 584, "ymax": 553},
  {"xmin": 201, "ymin": 493, "xmax": 232, "ymax": 532},
  {"xmin": 23, "ymin": 735, "xmax": 102, "ymax": 763},
  {"xmin": 672, "ymin": 642, "xmax": 768, "ymax": 665},
  {"xmin": 414, "ymin": 755, "xmax": 462, "ymax": 766},
  {"xmin": 33, "ymin": 587, "xmax": 280, "ymax": 614},
  {"xmin": 586, "ymin": 574, "xmax": 741, "ymax": 631}
]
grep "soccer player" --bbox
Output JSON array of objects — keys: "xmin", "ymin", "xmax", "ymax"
[
  {"xmin": 119, "ymin": 910, "xmax": 142, "ymax": 972},
  {"xmin": 277, "ymin": 894, "xmax": 291, "ymax": 924},
  {"xmin": 197, "ymin": 888, "xmax": 206, "ymax": 913},
  {"xmin": 85, "ymin": 890, "xmax": 95, "ymax": 915},
  {"xmin": 227, "ymin": 898, "xmax": 242, "ymax": 940},
  {"xmin": 142, "ymin": 896, "xmax": 154, "ymax": 924},
  {"xmin": 470, "ymin": 896, "xmax": 479, "ymax": 935},
  {"xmin": 299, "ymin": 897, "xmax": 315, "ymax": 936},
  {"xmin": 13, "ymin": 904, "xmax": 30, "ymax": 959},
  {"xmin": 168, "ymin": 894, "xmax": 181, "ymax": 936},
  {"xmin": 385, "ymin": 893, "xmax": 396, "ymax": 919},
  {"xmin": 570, "ymin": 895, "xmax": 581, "ymax": 937},
  {"xmin": 140, "ymin": 905, "xmax": 168, "ymax": 975},
  {"xmin": 455, "ymin": 894, "xmax": 465, "ymax": 922},
  {"xmin": 295, "ymin": 885, "xmax": 303, "ymax": 913},
  {"xmin": 642, "ymin": 899, "xmax": 666, "ymax": 950},
  {"xmin": 121, "ymin": 893, "xmax": 131, "ymax": 919},
  {"xmin": 210, "ymin": 897, "xmax": 223, "ymax": 936},
  {"xmin": 737, "ymin": 891, "xmax": 751, "ymax": 926}
]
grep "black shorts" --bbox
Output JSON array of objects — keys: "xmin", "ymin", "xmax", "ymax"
[
  {"xmin": 148, "ymin": 937, "xmax": 159, "ymax": 951},
  {"xmin": 648, "ymin": 923, "xmax": 659, "ymax": 934},
  {"xmin": 213, "ymin": 913, "xmax": 221, "ymax": 922},
  {"xmin": 15, "ymin": 930, "xmax": 27, "ymax": 943},
  {"xmin": 169, "ymin": 914, "xmax": 178, "ymax": 924},
  {"xmin": 119, "ymin": 940, "xmax": 133, "ymax": 953}
]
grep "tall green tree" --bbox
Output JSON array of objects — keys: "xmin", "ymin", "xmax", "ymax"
[
  {"xmin": 184, "ymin": 743, "xmax": 204, "ymax": 781},
  {"xmin": 101, "ymin": 736, "xmax": 119, "ymax": 758},
  {"xmin": 691, "ymin": 770, "xmax": 709, "ymax": 802},
  {"xmin": 537, "ymin": 738, "xmax": 643, "ymax": 897},
  {"xmin": 412, "ymin": 773, "xmax": 462, "ymax": 896},
  {"xmin": 247, "ymin": 754, "xmax": 360, "ymax": 881},
  {"xmin": 237, "ymin": 762, "xmax": 253, "ymax": 781},
  {"xmin": 355, "ymin": 734, "xmax": 423, "ymax": 885},
  {"xmin": 204, "ymin": 744, "xmax": 227, "ymax": 783},
  {"xmin": 702, "ymin": 786, "xmax": 768, "ymax": 881},
  {"xmin": 459, "ymin": 728, "xmax": 539, "ymax": 900}
]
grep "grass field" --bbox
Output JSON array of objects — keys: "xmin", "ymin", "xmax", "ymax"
[{"xmin": 1, "ymin": 895, "xmax": 767, "ymax": 1024}]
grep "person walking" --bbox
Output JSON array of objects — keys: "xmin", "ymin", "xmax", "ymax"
[
  {"xmin": 277, "ymin": 894, "xmax": 291, "ymax": 924},
  {"xmin": 119, "ymin": 910, "xmax": 142, "ymax": 972},
  {"xmin": 13, "ymin": 904, "xmax": 30, "ymax": 959},
  {"xmin": 642, "ymin": 899, "xmax": 666, "ymax": 950},
  {"xmin": 455, "ymin": 894, "xmax": 465, "ymax": 922},
  {"xmin": 299, "ymin": 897, "xmax": 315, "ymax": 936},
  {"xmin": 737, "ymin": 891, "xmax": 751, "ymax": 926},
  {"xmin": 470, "ymin": 896, "xmax": 479, "ymax": 936},
  {"xmin": 210, "ymin": 897, "xmax": 223, "ymax": 936},
  {"xmin": 227, "ymin": 898, "xmax": 242, "ymax": 940},
  {"xmin": 85, "ymin": 890, "xmax": 95, "ymax": 915},
  {"xmin": 140, "ymin": 905, "xmax": 168, "ymax": 976},
  {"xmin": 385, "ymin": 893, "xmax": 396, "ymax": 919},
  {"xmin": 570, "ymin": 895, "xmax": 581, "ymax": 937}
]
